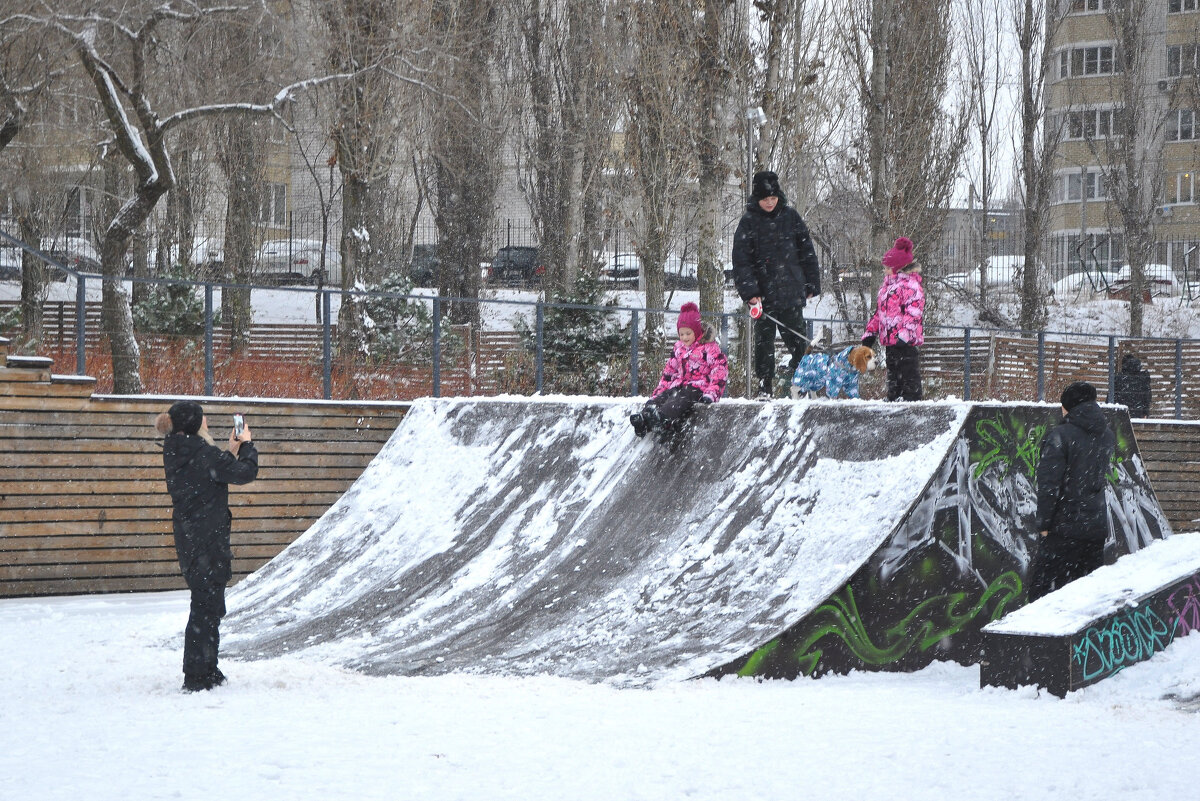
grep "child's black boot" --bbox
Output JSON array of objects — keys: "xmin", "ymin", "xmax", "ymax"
[{"xmin": 629, "ymin": 412, "xmax": 649, "ymax": 438}]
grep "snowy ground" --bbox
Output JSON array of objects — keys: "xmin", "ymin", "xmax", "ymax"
[{"xmin": 1, "ymin": 589, "xmax": 1198, "ymax": 801}]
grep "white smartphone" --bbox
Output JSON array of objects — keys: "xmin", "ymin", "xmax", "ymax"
[{"xmin": 233, "ymin": 414, "xmax": 245, "ymax": 438}]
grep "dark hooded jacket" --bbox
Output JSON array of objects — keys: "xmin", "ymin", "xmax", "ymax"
[
  {"xmin": 163, "ymin": 433, "xmax": 259, "ymax": 583},
  {"xmin": 1112, "ymin": 355, "xmax": 1151, "ymax": 418},
  {"xmin": 1035, "ymin": 400, "xmax": 1115, "ymax": 540},
  {"xmin": 731, "ymin": 198, "xmax": 821, "ymax": 313}
]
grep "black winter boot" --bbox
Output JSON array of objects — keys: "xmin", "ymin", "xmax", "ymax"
[{"xmin": 629, "ymin": 412, "xmax": 649, "ymax": 438}]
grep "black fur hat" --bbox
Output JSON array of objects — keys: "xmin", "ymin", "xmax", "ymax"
[
  {"xmin": 1060, "ymin": 381, "xmax": 1097, "ymax": 412},
  {"xmin": 750, "ymin": 170, "xmax": 787, "ymax": 203},
  {"xmin": 167, "ymin": 400, "xmax": 204, "ymax": 435}
]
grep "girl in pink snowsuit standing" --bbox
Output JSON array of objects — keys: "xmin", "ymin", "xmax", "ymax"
[
  {"xmin": 862, "ymin": 237, "xmax": 925, "ymax": 401},
  {"xmin": 630, "ymin": 302, "xmax": 728, "ymax": 437}
]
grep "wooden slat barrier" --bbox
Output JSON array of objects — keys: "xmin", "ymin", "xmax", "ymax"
[
  {"xmin": 0, "ymin": 330, "xmax": 1196, "ymax": 598},
  {"xmin": 1125, "ymin": 420, "xmax": 1200, "ymax": 533},
  {"xmin": 0, "ymin": 336, "xmax": 408, "ymax": 598}
]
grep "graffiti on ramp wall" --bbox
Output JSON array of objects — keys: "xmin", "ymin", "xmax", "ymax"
[{"xmin": 722, "ymin": 405, "xmax": 1172, "ymax": 680}]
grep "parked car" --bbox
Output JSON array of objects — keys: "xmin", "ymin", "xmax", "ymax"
[
  {"xmin": 600, "ymin": 252, "xmax": 641, "ymax": 287},
  {"xmin": 664, "ymin": 253, "xmax": 699, "ymax": 290},
  {"xmin": 491, "ymin": 246, "xmax": 544, "ymax": 285},
  {"xmin": 257, "ymin": 239, "xmax": 341, "ymax": 285},
  {"xmin": 37, "ymin": 236, "xmax": 100, "ymax": 278},
  {"xmin": 408, "ymin": 244, "xmax": 440, "ymax": 286},
  {"xmin": 943, "ymin": 255, "xmax": 1046, "ymax": 293},
  {"xmin": 0, "ymin": 249, "xmax": 19, "ymax": 281},
  {"xmin": 1107, "ymin": 263, "xmax": 1181, "ymax": 297}
]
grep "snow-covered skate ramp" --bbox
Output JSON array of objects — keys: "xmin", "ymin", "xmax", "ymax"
[{"xmin": 222, "ymin": 398, "xmax": 966, "ymax": 683}]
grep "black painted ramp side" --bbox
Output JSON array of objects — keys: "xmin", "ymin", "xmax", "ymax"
[
  {"xmin": 715, "ymin": 403, "xmax": 1172, "ymax": 680},
  {"xmin": 222, "ymin": 398, "xmax": 966, "ymax": 684}
]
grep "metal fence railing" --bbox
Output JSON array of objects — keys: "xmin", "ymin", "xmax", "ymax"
[{"xmin": 3, "ymin": 263, "xmax": 1199, "ymax": 419}]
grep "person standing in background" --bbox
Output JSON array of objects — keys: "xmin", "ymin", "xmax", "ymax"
[{"xmin": 731, "ymin": 170, "xmax": 821, "ymax": 399}]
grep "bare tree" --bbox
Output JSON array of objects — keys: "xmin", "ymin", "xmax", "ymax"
[
  {"xmin": 1099, "ymin": 0, "xmax": 1166, "ymax": 337},
  {"xmin": 426, "ymin": 0, "xmax": 507, "ymax": 330},
  {"xmin": 17, "ymin": 3, "xmax": 350, "ymax": 392},
  {"xmin": 842, "ymin": 0, "xmax": 971, "ymax": 289},
  {"xmin": 622, "ymin": 0, "xmax": 700, "ymax": 352},
  {"xmin": 1012, "ymin": 0, "xmax": 1060, "ymax": 332},
  {"xmin": 318, "ymin": 0, "xmax": 409, "ymax": 354},
  {"xmin": 962, "ymin": 0, "xmax": 1005, "ymax": 316},
  {"xmin": 512, "ymin": 0, "xmax": 620, "ymax": 296}
]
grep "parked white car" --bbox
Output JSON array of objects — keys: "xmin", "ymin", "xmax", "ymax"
[
  {"xmin": 257, "ymin": 239, "xmax": 341, "ymax": 285},
  {"xmin": 1107, "ymin": 263, "xmax": 1181, "ymax": 297}
]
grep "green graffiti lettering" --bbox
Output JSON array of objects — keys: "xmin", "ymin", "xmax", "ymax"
[
  {"xmin": 786, "ymin": 572, "xmax": 1023, "ymax": 676},
  {"xmin": 971, "ymin": 416, "xmax": 1046, "ymax": 480},
  {"xmin": 736, "ymin": 638, "xmax": 780, "ymax": 677}
]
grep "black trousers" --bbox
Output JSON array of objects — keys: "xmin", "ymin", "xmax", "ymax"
[
  {"xmin": 1027, "ymin": 535, "xmax": 1105, "ymax": 602},
  {"xmin": 885, "ymin": 342, "xmax": 923, "ymax": 401},
  {"xmin": 753, "ymin": 305, "xmax": 808, "ymax": 384},
  {"xmin": 182, "ymin": 572, "xmax": 227, "ymax": 678},
  {"xmin": 644, "ymin": 385, "xmax": 703, "ymax": 429}
]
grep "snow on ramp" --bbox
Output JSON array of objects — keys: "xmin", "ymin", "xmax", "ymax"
[{"xmin": 222, "ymin": 397, "xmax": 966, "ymax": 684}]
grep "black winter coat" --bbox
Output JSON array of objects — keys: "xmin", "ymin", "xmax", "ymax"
[
  {"xmin": 1035, "ymin": 401, "xmax": 1115, "ymax": 541},
  {"xmin": 163, "ymin": 433, "xmax": 259, "ymax": 583},
  {"xmin": 731, "ymin": 201, "xmax": 821, "ymax": 312}
]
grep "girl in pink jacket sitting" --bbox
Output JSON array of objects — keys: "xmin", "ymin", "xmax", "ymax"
[
  {"xmin": 630, "ymin": 302, "xmax": 728, "ymax": 437},
  {"xmin": 862, "ymin": 236, "xmax": 925, "ymax": 401}
]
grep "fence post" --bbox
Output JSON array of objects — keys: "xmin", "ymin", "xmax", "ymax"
[
  {"xmin": 1176, "ymin": 339, "xmax": 1183, "ymax": 420},
  {"xmin": 1036, "ymin": 331, "xmax": 1046, "ymax": 402},
  {"xmin": 963, "ymin": 327, "xmax": 971, "ymax": 401},
  {"xmin": 322, "ymin": 290, "xmax": 332, "ymax": 400},
  {"xmin": 432, "ymin": 296, "xmax": 442, "ymax": 398},
  {"xmin": 535, "ymin": 301, "xmax": 544, "ymax": 394},
  {"xmin": 630, "ymin": 309, "xmax": 640, "ymax": 396},
  {"xmin": 1106, "ymin": 336, "xmax": 1116, "ymax": 402},
  {"xmin": 204, "ymin": 283, "xmax": 214, "ymax": 395},
  {"xmin": 75, "ymin": 274, "xmax": 86, "ymax": 375},
  {"xmin": 720, "ymin": 312, "xmax": 729, "ymax": 351}
]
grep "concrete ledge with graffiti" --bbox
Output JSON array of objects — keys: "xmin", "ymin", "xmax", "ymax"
[{"xmin": 981, "ymin": 532, "xmax": 1200, "ymax": 696}]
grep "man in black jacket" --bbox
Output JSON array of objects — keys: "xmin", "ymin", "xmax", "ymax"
[
  {"xmin": 1028, "ymin": 382, "xmax": 1115, "ymax": 601},
  {"xmin": 158, "ymin": 401, "xmax": 259, "ymax": 692},
  {"xmin": 731, "ymin": 170, "xmax": 821, "ymax": 398}
]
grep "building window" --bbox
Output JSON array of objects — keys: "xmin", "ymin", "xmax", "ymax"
[
  {"xmin": 1069, "ymin": 0, "xmax": 1108, "ymax": 11},
  {"xmin": 1059, "ymin": 46, "xmax": 1115, "ymax": 79},
  {"xmin": 1055, "ymin": 169, "xmax": 1107, "ymax": 203},
  {"xmin": 1063, "ymin": 108, "xmax": 1120, "ymax": 140},
  {"xmin": 258, "ymin": 183, "xmax": 286, "ymax": 226},
  {"xmin": 1168, "ymin": 45, "xmax": 1200, "ymax": 77},
  {"xmin": 1167, "ymin": 109, "xmax": 1197, "ymax": 141},
  {"xmin": 1167, "ymin": 172, "xmax": 1195, "ymax": 205},
  {"xmin": 1170, "ymin": 0, "xmax": 1198, "ymax": 12}
]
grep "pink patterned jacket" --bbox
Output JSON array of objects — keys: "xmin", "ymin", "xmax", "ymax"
[
  {"xmin": 652, "ymin": 328, "xmax": 729, "ymax": 402},
  {"xmin": 865, "ymin": 271, "xmax": 925, "ymax": 347}
]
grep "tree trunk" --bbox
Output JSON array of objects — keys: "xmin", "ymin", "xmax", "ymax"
[
  {"xmin": 221, "ymin": 116, "xmax": 263, "ymax": 354},
  {"xmin": 18, "ymin": 214, "xmax": 44, "ymax": 352}
]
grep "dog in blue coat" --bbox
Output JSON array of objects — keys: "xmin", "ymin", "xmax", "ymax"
[{"xmin": 790, "ymin": 344, "xmax": 877, "ymax": 399}]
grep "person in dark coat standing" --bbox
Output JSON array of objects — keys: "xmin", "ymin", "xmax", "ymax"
[
  {"xmin": 1112, "ymin": 354, "xmax": 1151, "ymax": 418},
  {"xmin": 156, "ymin": 401, "xmax": 259, "ymax": 692},
  {"xmin": 1027, "ymin": 382, "xmax": 1115, "ymax": 601},
  {"xmin": 731, "ymin": 170, "xmax": 821, "ymax": 398}
]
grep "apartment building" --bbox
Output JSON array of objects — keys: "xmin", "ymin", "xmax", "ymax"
[{"xmin": 1047, "ymin": 0, "xmax": 1200, "ymax": 277}]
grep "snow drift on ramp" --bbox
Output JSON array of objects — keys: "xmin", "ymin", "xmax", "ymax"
[{"xmin": 222, "ymin": 397, "xmax": 966, "ymax": 684}]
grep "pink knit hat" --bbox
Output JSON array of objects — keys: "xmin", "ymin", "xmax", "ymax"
[
  {"xmin": 677, "ymin": 302, "xmax": 703, "ymax": 338},
  {"xmin": 882, "ymin": 237, "xmax": 915, "ymax": 272}
]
